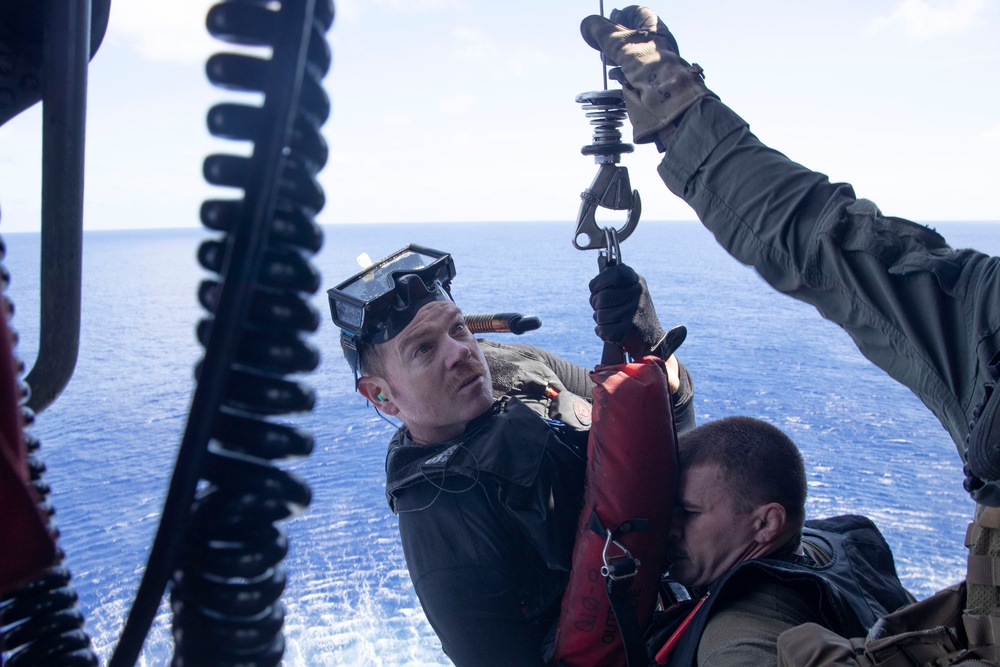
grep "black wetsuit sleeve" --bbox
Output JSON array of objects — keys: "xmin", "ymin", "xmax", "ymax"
[
  {"xmin": 397, "ymin": 479, "xmax": 548, "ymax": 667},
  {"xmin": 503, "ymin": 342, "xmax": 697, "ymax": 434}
]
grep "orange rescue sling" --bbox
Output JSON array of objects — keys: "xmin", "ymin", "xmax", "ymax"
[{"xmin": 552, "ymin": 356, "xmax": 678, "ymax": 666}]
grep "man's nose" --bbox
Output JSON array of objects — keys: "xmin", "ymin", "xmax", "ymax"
[
  {"xmin": 668, "ymin": 511, "xmax": 684, "ymax": 542},
  {"xmin": 444, "ymin": 336, "xmax": 473, "ymax": 366}
]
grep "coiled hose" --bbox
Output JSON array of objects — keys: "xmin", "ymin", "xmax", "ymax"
[
  {"xmin": 107, "ymin": 1, "xmax": 333, "ymax": 665},
  {"xmin": 0, "ymin": 241, "xmax": 98, "ymax": 665},
  {"xmin": 0, "ymin": 1, "xmax": 107, "ymax": 662}
]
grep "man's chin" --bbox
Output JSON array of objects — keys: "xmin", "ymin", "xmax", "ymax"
[
  {"xmin": 461, "ymin": 375, "xmax": 494, "ymax": 403},
  {"xmin": 667, "ymin": 563, "xmax": 693, "ymax": 587}
]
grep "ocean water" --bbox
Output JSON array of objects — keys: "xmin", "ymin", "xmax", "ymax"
[{"xmin": 3, "ymin": 219, "xmax": 997, "ymax": 665}]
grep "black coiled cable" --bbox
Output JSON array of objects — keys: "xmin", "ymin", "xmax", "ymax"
[
  {"xmin": 0, "ymin": 240, "xmax": 99, "ymax": 666},
  {"xmin": 108, "ymin": 1, "xmax": 333, "ymax": 665},
  {"xmin": 0, "ymin": 0, "xmax": 105, "ymax": 661}
]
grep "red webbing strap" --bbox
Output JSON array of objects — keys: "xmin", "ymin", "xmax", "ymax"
[{"xmin": 653, "ymin": 596, "xmax": 708, "ymax": 665}]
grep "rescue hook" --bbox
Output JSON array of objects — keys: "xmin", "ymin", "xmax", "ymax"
[
  {"xmin": 573, "ymin": 89, "xmax": 641, "ymax": 255},
  {"xmin": 575, "ymin": 163, "xmax": 641, "ymax": 253}
]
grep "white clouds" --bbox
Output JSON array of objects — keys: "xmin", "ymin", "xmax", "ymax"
[
  {"xmin": 451, "ymin": 27, "xmax": 495, "ymax": 61},
  {"xmin": 370, "ymin": 0, "xmax": 463, "ymax": 12},
  {"xmin": 438, "ymin": 92, "xmax": 476, "ymax": 114},
  {"xmin": 337, "ymin": 0, "xmax": 463, "ymax": 21},
  {"xmin": 334, "ymin": 0, "xmax": 363, "ymax": 21},
  {"xmin": 106, "ymin": 0, "xmax": 217, "ymax": 64},
  {"xmin": 447, "ymin": 25, "xmax": 555, "ymax": 80},
  {"xmin": 381, "ymin": 113, "xmax": 414, "ymax": 126},
  {"xmin": 7, "ymin": 2, "xmax": 997, "ymax": 231},
  {"xmin": 871, "ymin": 0, "xmax": 988, "ymax": 39}
]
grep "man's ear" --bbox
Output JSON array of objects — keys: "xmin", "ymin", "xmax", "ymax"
[
  {"xmin": 357, "ymin": 376, "xmax": 400, "ymax": 416},
  {"xmin": 753, "ymin": 502, "xmax": 788, "ymax": 544}
]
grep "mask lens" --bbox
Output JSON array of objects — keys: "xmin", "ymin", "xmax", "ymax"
[
  {"xmin": 337, "ymin": 248, "xmax": 440, "ymax": 301},
  {"xmin": 328, "ymin": 244, "xmax": 454, "ymax": 340}
]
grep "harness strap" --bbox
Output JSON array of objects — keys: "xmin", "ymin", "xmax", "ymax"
[
  {"xmin": 967, "ymin": 554, "xmax": 1000, "ymax": 587},
  {"xmin": 967, "ymin": 507, "xmax": 1000, "ymax": 548},
  {"xmin": 653, "ymin": 596, "xmax": 708, "ymax": 665},
  {"xmin": 965, "ymin": 504, "xmax": 1000, "ymax": 662},
  {"xmin": 968, "ymin": 521, "xmax": 981, "ymax": 549},
  {"xmin": 964, "ymin": 612, "xmax": 1000, "ymax": 649},
  {"xmin": 606, "ymin": 576, "xmax": 648, "ymax": 667},
  {"xmin": 968, "ymin": 645, "xmax": 1000, "ymax": 664},
  {"xmin": 977, "ymin": 507, "xmax": 1000, "ymax": 529},
  {"xmin": 588, "ymin": 511, "xmax": 651, "ymax": 667}
]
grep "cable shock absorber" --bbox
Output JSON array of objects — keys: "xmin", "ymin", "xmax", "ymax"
[
  {"xmin": 107, "ymin": 1, "xmax": 333, "ymax": 665},
  {"xmin": 579, "ymin": 89, "xmax": 633, "ymax": 161}
]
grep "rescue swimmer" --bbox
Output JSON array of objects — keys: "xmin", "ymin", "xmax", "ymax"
[{"xmin": 328, "ymin": 245, "xmax": 691, "ymax": 665}]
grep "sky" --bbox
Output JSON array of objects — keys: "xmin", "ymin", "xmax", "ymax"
[{"xmin": 0, "ymin": 0, "xmax": 997, "ymax": 233}]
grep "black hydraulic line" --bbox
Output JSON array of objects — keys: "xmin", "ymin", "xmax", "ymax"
[
  {"xmin": 0, "ymin": 2, "xmax": 112, "ymax": 665},
  {"xmin": 22, "ymin": 0, "xmax": 92, "ymax": 414},
  {"xmin": 0, "ymin": 0, "xmax": 110, "ymax": 413}
]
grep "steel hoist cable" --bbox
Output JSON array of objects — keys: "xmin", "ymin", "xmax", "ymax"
[{"xmin": 108, "ymin": 1, "xmax": 333, "ymax": 665}]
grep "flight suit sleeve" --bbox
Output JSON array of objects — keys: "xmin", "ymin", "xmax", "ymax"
[{"xmin": 657, "ymin": 95, "xmax": 1000, "ymax": 453}]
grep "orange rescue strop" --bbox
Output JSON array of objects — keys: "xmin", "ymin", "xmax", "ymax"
[{"xmin": 553, "ymin": 356, "xmax": 678, "ymax": 666}]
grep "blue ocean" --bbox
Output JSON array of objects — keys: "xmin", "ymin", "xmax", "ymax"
[{"xmin": 3, "ymin": 219, "xmax": 995, "ymax": 665}]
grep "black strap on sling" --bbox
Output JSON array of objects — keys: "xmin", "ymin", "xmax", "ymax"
[{"xmin": 588, "ymin": 510, "xmax": 651, "ymax": 667}]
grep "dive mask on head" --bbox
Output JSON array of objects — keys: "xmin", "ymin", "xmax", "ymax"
[{"xmin": 328, "ymin": 244, "xmax": 455, "ymax": 373}]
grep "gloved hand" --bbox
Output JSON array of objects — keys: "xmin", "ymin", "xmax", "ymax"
[
  {"xmin": 589, "ymin": 263, "xmax": 666, "ymax": 359},
  {"xmin": 580, "ymin": 6, "xmax": 716, "ymax": 145}
]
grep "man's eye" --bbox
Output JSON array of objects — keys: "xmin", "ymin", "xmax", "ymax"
[
  {"xmin": 454, "ymin": 322, "xmax": 467, "ymax": 334},
  {"xmin": 414, "ymin": 343, "xmax": 431, "ymax": 356}
]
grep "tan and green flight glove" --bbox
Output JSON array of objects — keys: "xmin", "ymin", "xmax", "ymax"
[{"xmin": 580, "ymin": 6, "xmax": 717, "ymax": 145}]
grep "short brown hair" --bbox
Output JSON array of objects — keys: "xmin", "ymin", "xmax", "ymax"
[
  {"xmin": 357, "ymin": 339, "xmax": 387, "ymax": 378},
  {"xmin": 677, "ymin": 416, "xmax": 807, "ymax": 528}
]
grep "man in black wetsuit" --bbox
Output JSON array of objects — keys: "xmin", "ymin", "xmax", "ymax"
[
  {"xmin": 580, "ymin": 5, "xmax": 1000, "ymax": 663},
  {"xmin": 327, "ymin": 245, "xmax": 693, "ymax": 665}
]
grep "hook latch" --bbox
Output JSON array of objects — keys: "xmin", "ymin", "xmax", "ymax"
[{"xmin": 573, "ymin": 163, "xmax": 642, "ymax": 251}]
